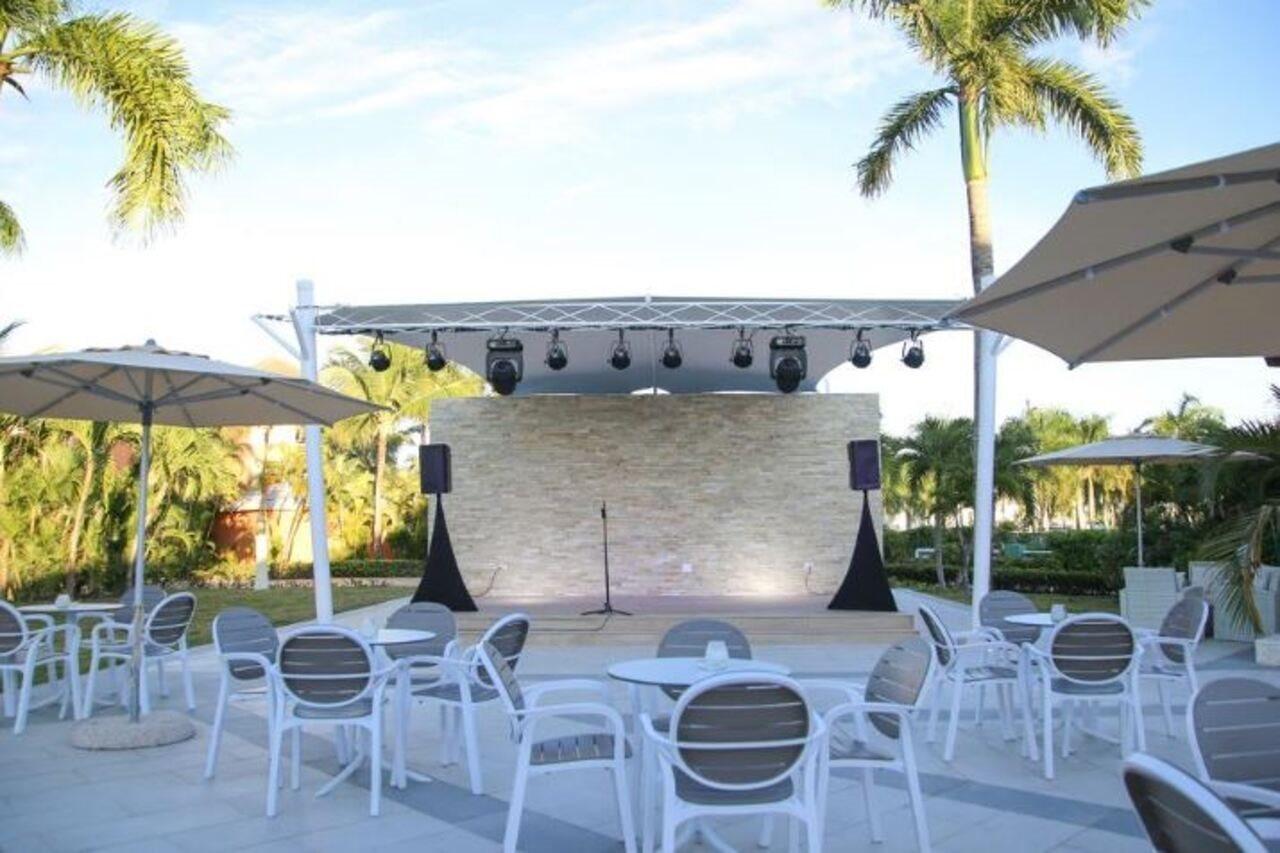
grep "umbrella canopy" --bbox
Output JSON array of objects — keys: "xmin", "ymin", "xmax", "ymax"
[
  {"xmin": 0, "ymin": 341, "xmax": 380, "ymax": 722},
  {"xmin": 950, "ymin": 142, "xmax": 1280, "ymax": 366},
  {"xmin": 1016, "ymin": 435, "xmax": 1259, "ymax": 566}
]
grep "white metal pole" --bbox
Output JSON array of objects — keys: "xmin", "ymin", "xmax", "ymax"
[
  {"xmin": 128, "ymin": 405, "xmax": 152, "ymax": 723},
  {"xmin": 1135, "ymin": 461, "xmax": 1144, "ymax": 567},
  {"xmin": 971, "ymin": 327, "xmax": 998, "ymax": 627},
  {"xmin": 294, "ymin": 279, "xmax": 334, "ymax": 623}
]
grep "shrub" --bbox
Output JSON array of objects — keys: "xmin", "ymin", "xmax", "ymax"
[
  {"xmin": 886, "ymin": 562, "xmax": 1120, "ymax": 596},
  {"xmin": 273, "ymin": 559, "xmax": 421, "ymax": 580}
]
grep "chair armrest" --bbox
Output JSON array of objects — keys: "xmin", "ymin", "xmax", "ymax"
[
  {"xmin": 799, "ymin": 679, "xmax": 867, "ymax": 705},
  {"xmin": 825, "ymin": 699, "xmax": 912, "ymax": 729},
  {"xmin": 953, "ymin": 639, "xmax": 1021, "ymax": 663},
  {"xmin": 1139, "ymin": 635, "xmax": 1197, "ymax": 653},
  {"xmin": 640, "ymin": 713, "xmax": 680, "ymax": 765},
  {"xmin": 517, "ymin": 700, "xmax": 628, "ymax": 739},
  {"xmin": 1210, "ymin": 781, "xmax": 1280, "ymax": 810},
  {"xmin": 22, "ymin": 613, "xmax": 54, "ymax": 630},
  {"xmin": 91, "ymin": 619, "xmax": 131, "ymax": 645},
  {"xmin": 525, "ymin": 678, "xmax": 611, "ymax": 706},
  {"xmin": 221, "ymin": 651, "xmax": 276, "ymax": 676}
]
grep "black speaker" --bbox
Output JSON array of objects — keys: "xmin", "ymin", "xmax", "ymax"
[
  {"xmin": 848, "ymin": 440, "xmax": 881, "ymax": 491},
  {"xmin": 419, "ymin": 444, "xmax": 452, "ymax": 494}
]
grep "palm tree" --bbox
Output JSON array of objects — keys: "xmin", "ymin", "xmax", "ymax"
[
  {"xmin": 1076, "ymin": 414, "xmax": 1110, "ymax": 526},
  {"xmin": 898, "ymin": 416, "xmax": 972, "ymax": 586},
  {"xmin": 0, "ymin": 1, "xmax": 231, "ymax": 254}
]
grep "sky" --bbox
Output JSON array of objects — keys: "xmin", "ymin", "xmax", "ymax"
[{"xmin": 2, "ymin": 0, "xmax": 1278, "ymax": 435}]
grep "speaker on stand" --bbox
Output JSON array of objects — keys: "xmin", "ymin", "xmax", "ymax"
[
  {"xmin": 412, "ymin": 444, "xmax": 478, "ymax": 611},
  {"xmin": 828, "ymin": 439, "xmax": 897, "ymax": 612}
]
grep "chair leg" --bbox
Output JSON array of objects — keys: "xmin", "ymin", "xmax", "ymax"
[
  {"xmin": 14, "ymin": 666, "xmax": 33, "ymax": 735},
  {"xmin": 66, "ymin": 656, "xmax": 82, "ymax": 722},
  {"xmin": 927, "ymin": 677, "xmax": 943, "ymax": 743},
  {"xmin": 205, "ymin": 674, "xmax": 230, "ymax": 779},
  {"xmin": 1132, "ymin": 692, "xmax": 1147, "ymax": 753},
  {"xmin": 290, "ymin": 726, "xmax": 301, "ymax": 790},
  {"xmin": 440, "ymin": 705, "xmax": 455, "ymax": 765},
  {"xmin": 1042, "ymin": 691, "xmax": 1055, "ymax": 780},
  {"xmin": 642, "ymin": 738, "xmax": 656, "ymax": 853},
  {"xmin": 758, "ymin": 816, "xmax": 774, "ymax": 848},
  {"xmin": 503, "ymin": 748, "xmax": 531, "ymax": 853},
  {"xmin": 83, "ymin": 651, "xmax": 100, "ymax": 719},
  {"xmin": 267, "ymin": 722, "xmax": 283, "ymax": 817},
  {"xmin": 904, "ymin": 762, "xmax": 931, "ymax": 853},
  {"xmin": 612, "ymin": 760, "xmax": 637, "ymax": 853},
  {"xmin": 862, "ymin": 767, "xmax": 882, "ymax": 842},
  {"xmin": 460, "ymin": 703, "xmax": 483, "ymax": 795},
  {"xmin": 975, "ymin": 684, "xmax": 985, "ymax": 728},
  {"xmin": 181, "ymin": 650, "xmax": 195, "ymax": 711},
  {"xmin": 1, "ymin": 669, "xmax": 15, "ymax": 717},
  {"xmin": 157, "ymin": 658, "xmax": 169, "ymax": 698},
  {"xmin": 788, "ymin": 813, "xmax": 800, "ymax": 851},
  {"xmin": 943, "ymin": 680, "xmax": 964, "ymax": 761},
  {"xmin": 1156, "ymin": 680, "xmax": 1173, "ymax": 738},
  {"xmin": 369, "ymin": 721, "xmax": 382, "ymax": 817},
  {"xmin": 139, "ymin": 661, "xmax": 152, "ymax": 716}
]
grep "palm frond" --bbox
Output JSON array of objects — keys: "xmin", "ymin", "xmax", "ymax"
[
  {"xmin": 1022, "ymin": 57, "xmax": 1142, "ymax": 178},
  {"xmin": 1198, "ymin": 502, "xmax": 1280, "ymax": 633},
  {"xmin": 824, "ymin": 0, "xmax": 951, "ymax": 65},
  {"xmin": 984, "ymin": 0, "xmax": 1149, "ymax": 48},
  {"xmin": 856, "ymin": 87, "xmax": 954, "ymax": 197},
  {"xmin": 16, "ymin": 12, "xmax": 232, "ymax": 239},
  {"xmin": 0, "ymin": 199, "xmax": 25, "ymax": 255}
]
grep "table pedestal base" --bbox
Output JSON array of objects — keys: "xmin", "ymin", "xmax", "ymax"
[{"xmin": 70, "ymin": 710, "xmax": 194, "ymax": 750}]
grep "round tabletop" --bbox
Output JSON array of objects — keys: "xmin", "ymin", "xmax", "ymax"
[
  {"xmin": 1005, "ymin": 613, "xmax": 1055, "ymax": 627},
  {"xmin": 370, "ymin": 628, "xmax": 436, "ymax": 646},
  {"xmin": 19, "ymin": 602, "xmax": 119, "ymax": 614},
  {"xmin": 606, "ymin": 657, "xmax": 790, "ymax": 687}
]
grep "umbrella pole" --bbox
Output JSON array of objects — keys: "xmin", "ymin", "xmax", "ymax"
[
  {"xmin": 1135, "ymin": 461, "xmax": 1144, "ymax": 568},
  {"xmin": 128, "ymin": 406, "xmax": 153, "ymax": 723}
]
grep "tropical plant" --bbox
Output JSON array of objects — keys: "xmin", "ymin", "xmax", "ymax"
[
  {"xmin": 0, "ymin": 0, "xmax": 231, "ymax": 254},
  {"xmin": 896, "ymin": 416, "xmax": 972, "ymax": 586}
]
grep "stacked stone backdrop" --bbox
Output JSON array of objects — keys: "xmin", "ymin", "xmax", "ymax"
[{"xmin": 429, "ymin": 393, "xmax": 882, "ymax": 598}]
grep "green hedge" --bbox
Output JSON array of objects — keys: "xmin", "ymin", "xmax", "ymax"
[
  {"xmin": 886, "ymin": 562, "xmax": 1120, "ymax": 596},
  {"xmin": 273, "ymin": 559, "xmax": 422, "ymax": 580}
]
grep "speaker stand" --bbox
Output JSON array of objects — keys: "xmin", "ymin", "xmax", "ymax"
[{"xmin": 582, "ymin": 501, "xmax": 630, "ymax": 616}]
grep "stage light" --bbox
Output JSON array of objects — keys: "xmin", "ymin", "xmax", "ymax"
[
  {"xmin": 609, "ymin": 331, "xmax": 631, "ymax": 370},
  {"xmin": 769, "ymin": 333, "xmax": 806, "ymax": 393},
  {"xmin": 730, "ymin": 329, "xmax": 753, "ymax": 369},
  {"xmin": 424, "ymin": 331, "xmax": 447, "ymax": 372},
  {"xmin": 545, "ymin": 329, "xmax": 568, "ymax": 371},
  {"xmin": 850, "ymin": 329, "xmax": 872, "ymax": 369},
  {"xmin": 485, "ymin": 336, "xmax": 524, "ymax": 395},
  {"xmin": 901, "ymin": 331, "xmax": 925, "ymax": 369},
  {"xmin": 369, "ymin": 333, "xmax": 391, "ymax": 372},
  {"xmin": 661, "ymin": 329, "xmax": 683, "ymax": 369}
]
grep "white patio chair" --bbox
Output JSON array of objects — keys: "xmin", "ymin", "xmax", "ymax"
[
  {"xmin": 977, "ymin": 590, "xmax": 1042, "ymax": 646},
  {"xmin": 0, "ymin": 599, "xmax": 81, "ymax": 734},
  {"xmin": 641, "ymin": 673, "xmax": 826, "ymax": 853},
  {"xmin": 267, "ymin": 625, "xmax": 394, "ymax": 818},
  {"xmin": 1137, "ymin": 591, "xmax": 1209, "ymax": 739},
  {"xmin": 810, "ymin": 637, "xmax": 935, "ymax": 851},
  {"xmin": 1123, "ymin": 752, "xmax": 1279, "ymax": 853},
  {"xmin": 405, "ymin": 612, "xmax": 530, "ymax": 795},
  {"xmin": 476, "ymin": 640, "xmax": 635, "ymax": 853},
  {"xmin": 1026, "ymin": 613, "xmax": 1144, "ymax": 780},
  {"xmin": 917, "ymin": 605, "xmax": 1033, "ymax": 763},
  {"xmin": 1187, "ymin": 677, "xmax": 1280, "ymax": 818},
  {"xmin": 83, "ymin": 591, "xmax": 196, "ymax": 717},
  {"xmin": 205, "ymin": 606, "xmax": 279, "ymax": 779}
]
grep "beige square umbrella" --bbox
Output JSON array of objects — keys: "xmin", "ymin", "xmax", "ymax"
[
  {"xmin": 0, "ymin": 341, "xmax": 380, "ymax": 743},
  {"xmin": 1017, "ymin": 435, "xmax": 1261, "ymax": 566},
  {"xmin": 950, "ymin": 142, "xmax": 1280, "ymax": 366}
]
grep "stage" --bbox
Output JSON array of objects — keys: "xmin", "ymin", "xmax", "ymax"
[{"xmin": 451, "ymin": 593, "xmax": 916, "ymax": 646}]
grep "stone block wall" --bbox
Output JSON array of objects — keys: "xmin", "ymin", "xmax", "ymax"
[{"xmin": 429, "ymin": 393, "xmax": 881, "ymax": 598}]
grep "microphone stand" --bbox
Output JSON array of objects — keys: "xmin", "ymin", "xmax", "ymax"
[{"xmin": 581, "ymin": 501, "xmax": 631, "ymax": 616}]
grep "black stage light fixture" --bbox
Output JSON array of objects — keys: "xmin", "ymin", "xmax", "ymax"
[
  {"xmin": 545, "ymin": 329, "xmax": 569, "ymax": 371},
  {"xmin": 661, "ymin": 329, "xmax": 683, "ymax": 369},
  {"xmin": 769, "ymin": 333, "xmax": 806, "ymax": 393},
  {"xmin": 849, "ymin": 329, "xmax": 872, "ymax": 369},
  {"xmin": 485, "ymin": 336, "xmax": 524, "ymax": 395},
  {"xmin": 609, "ymin": 330, "xmax": 632, "ymax": 370},
  {"xmin": 730, "ymin": 329, "xmax": 753, "ymax": 369},
  {"xmin": 424, "ymin": 331, "xmax": 447, "ymax": 372},
  {"xmin": 369, "ymin": 332, "xmax": 392, "ymax": 372},
  {"xmin": 901, "ymin": 331, "xmax": 925, "ymax": 369}
]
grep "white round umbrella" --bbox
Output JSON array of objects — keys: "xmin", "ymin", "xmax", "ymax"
[
  {"xmin": 1017, "ymin": 435, "xmax": 1260, "ymax": 566},
  {"xmin": 0, "ymin": 341, "xmax": 380, "ymax": 729}
]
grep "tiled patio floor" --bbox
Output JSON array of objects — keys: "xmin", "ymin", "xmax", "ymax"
[{"xmin": 0, "ymin": 591, "xmax": 1269, "ymax": 852}]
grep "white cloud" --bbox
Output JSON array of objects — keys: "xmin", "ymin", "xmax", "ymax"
[{"xmin": 1077, "ymin": 42, "xmax": 1138, "ymax": 85}]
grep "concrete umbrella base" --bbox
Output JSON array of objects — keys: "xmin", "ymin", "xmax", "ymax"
[{"xmin": 70, "ymin": 711, "xmax": 195, "ymax": 750}]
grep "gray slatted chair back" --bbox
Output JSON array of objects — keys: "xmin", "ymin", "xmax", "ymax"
[
  {"xmin": 917, "ymin": 605, "xmax": 956, "ymax": 669},
  {"xmin": 278, "ymin": 628, "xmax": 374, "ymax": 708},
  {"xmin": 476, "ymin": 640, "xmax": 525, "ymax": 716},
  {"xmin": 0, "ymin": 600, "xmax": 28, "ymax": 658},
  {"xmin": 146, "ymin": 593, "xmax": 196, "ymax": 649},
  {"xmin": 213, "ymin": 607, "xmax": 278, "ymax": 681},
  {"xmin": 674, "ymin": 675, "xmax": 811, "ymax": 790},
  {"xmin": 113, "ymin": 585, "xmax": 165, "ymax": 622},
  {"xmin": 1157, "ymin": 595, "xmax": 1208, "ymax": 664},
  {"xmin": 384, "ymin": 602, "xmax": 456, "ymax": 661},
  {"xmin": 979, "ymin": 590, "xmax": 1041, "ymax": 645},
  {"xmin": 1050, "ymin": 614, "xmax": 1136, "ymax": 683},
  {"xmin": 864, "ymin": 637, "xmax": 934, "ymax": 739},
  {"xmin": 1191, "ymin": 677, "xmax": 1280, "ymax": 791},
  {"xmin": 1124, "ymin": 754, "xmax": 1267, "ymax": 853},
  {"xmin": 658, "ymin": 619, "xmax": 752, "ymax": 699},
  {"xmin": 474, "ymin": 614, "xmax": 530, "ymax": 688}
]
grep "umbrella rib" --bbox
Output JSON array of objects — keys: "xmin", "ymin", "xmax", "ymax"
[
  {"xmin": 155, "ymin": 378, "xmax": 271, "ymax": 409},
  {"xmin": 243, "ymin": 387, "xmax": 330, "ymax": 424},
  {"xmin": 156, "ymin": 371, "xmax": 199, "ymax": 428},
  {"xmin": 1070, "ymin": 227, "xmax": 1280, "ymax": 367},
  {"xmin": 25, "ymin": 366, "xmax": 136, "ymax": 417},
  {"xmin": 951, "ymin": 199, "xmax": 1280, "ymax": 320}
]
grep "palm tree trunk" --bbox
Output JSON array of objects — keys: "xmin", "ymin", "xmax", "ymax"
[
  {"xmin": 371, "ymin": 426, "xmax": 388, "ymax": 558},
  {"xmin": 933, "ymin": 511, "xmax": 946, "ymax": 587},
  {"xmin": 65, "ymin": 451, "xmax": 97, "ymax": 594}
]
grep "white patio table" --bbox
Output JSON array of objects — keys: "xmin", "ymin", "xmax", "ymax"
[
  {"xmin": 1005, "ymin": 613, "xmax": 1055, "ymax": 628},
  {"xmin": 10, "ymin": 602, "xmax": 115, "ymax": 720}
]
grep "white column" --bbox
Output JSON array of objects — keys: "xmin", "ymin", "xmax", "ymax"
[
  {"xmin": 293, "ymin": 279, "xmax": 334, "ymax": 623},
  {"xmin": 971, "ymin": 323, "xmax": 999, "ymax": 628}
]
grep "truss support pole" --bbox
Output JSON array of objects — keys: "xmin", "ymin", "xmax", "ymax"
[
  {"xmin": 971, "ymin": 291, "xmax": 999, "ymax": 628},
  {"xmin": 293, "ymin": 279, "xmax": 334, "ymax": 623}
]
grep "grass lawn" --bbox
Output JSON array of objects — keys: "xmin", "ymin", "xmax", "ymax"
[
  {"xmin": 896, "ymin": 582, "xmax": 1119, "ymax": 614},
  {"xmin": 184, "ymin": 586, "xmax": 410, "ymax": 647}
]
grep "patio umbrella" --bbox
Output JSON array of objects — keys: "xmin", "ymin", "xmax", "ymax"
[
  {"xmin": 1017, "ymin": 435, "xmax": 1259, "ymax": 566},
  {"xmin": 0, "ymin": 341, "xmax": 379, "ymax": 735},
  {"xmin": 950, "ymin": 142, "xmax": 1280, "ymax": 366}
]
